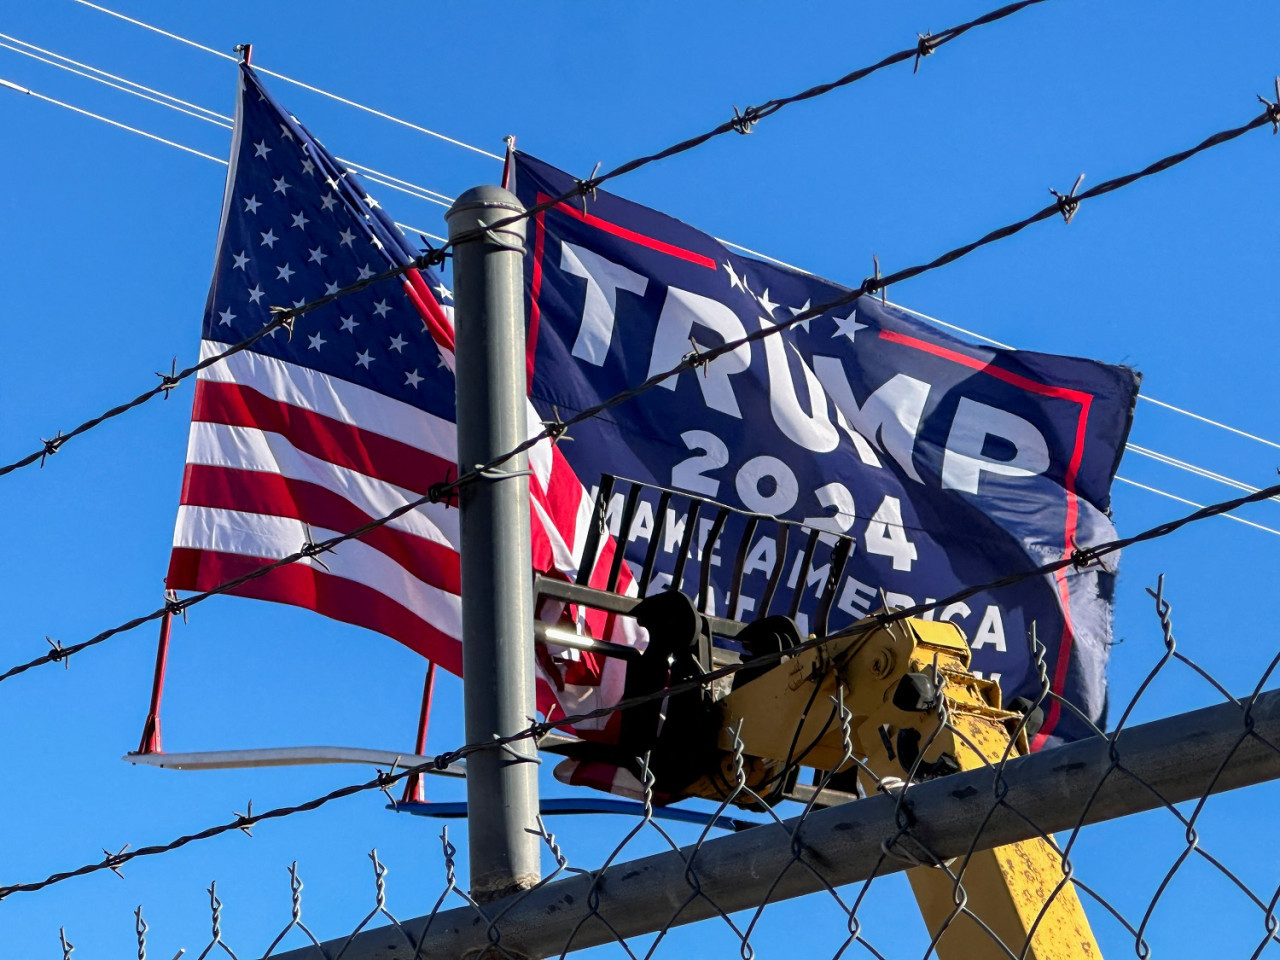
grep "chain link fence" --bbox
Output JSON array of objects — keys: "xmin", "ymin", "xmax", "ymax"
[{"xmin": 45, "ymin": 575, "xmax": 1280, "ymax": 960}]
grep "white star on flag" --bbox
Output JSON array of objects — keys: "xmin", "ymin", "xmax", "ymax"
[
  {"xmin": 722, "ymin": 260, "xmax": 744, "ymax": 292},
  {"xmin": 756, "ymin": 288, "xmax": 779, "ymax": 315},
  {"xmin": 788, "ymin": 298, "xmax": 812, "ymax": 332},
  {"xmin": 832, "ymin": 311, "xmax": 869, "ymax": 343}
]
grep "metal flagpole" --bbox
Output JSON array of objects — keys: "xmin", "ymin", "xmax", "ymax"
[
  {"xmin": 400, "ymin": 662, "xmax": 436, "ymax": 804},
  {"xmin": 445, "ymin": 186, "xmax": 541, "ymax": 903}
]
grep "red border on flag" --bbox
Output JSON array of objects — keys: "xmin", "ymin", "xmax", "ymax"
[
  {"xmin": 528, "ymin": 202, "xmax": 1098, "ymax": 749},
  {"xmin": 878, "ymin": 329, "xmax": 1094, "ymax": 748}
]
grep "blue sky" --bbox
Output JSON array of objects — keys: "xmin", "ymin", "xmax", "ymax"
[{"xmin": 1, "ymin": 2, "xmax": 1279, "ymax": 957}]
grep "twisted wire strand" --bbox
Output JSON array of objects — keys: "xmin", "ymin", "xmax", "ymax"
[
  {"xmin": 6, "ymin": 472, "xmax": 1280, "ymax": 900},
  {"xmin": 12, "ymin": 79, "xmax": 1262, "ymax": 489},
  {"xmin": 67, "ymin": 0, "xmax": 503, "ymax": 160},
  {"xmin": 432, "ymin": 103, "xmax": 1279, "ymax": 508},
  {"xmin": 0, "ymin": 0, "xmax": 1049, "ymax": 480},
  {"xmin": 0, "ymin": 243, "xmax": 446, "ymax": 480},
  {"xmin": 46, "ymin": 585, "xmax": 1280, "ymax": 960}
]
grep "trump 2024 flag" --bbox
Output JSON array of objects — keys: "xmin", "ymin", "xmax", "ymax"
[{"xmin": 513, "ymin": 152, "xmax": 1138, "ymax": 746}]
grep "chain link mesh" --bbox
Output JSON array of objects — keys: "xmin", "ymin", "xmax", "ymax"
[{"xmin": 42, "ymin": 574, "xmax": 1280, "ymax": 959}]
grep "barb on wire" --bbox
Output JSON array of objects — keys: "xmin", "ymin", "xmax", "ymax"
[
  {"xmin": 233, "ymin": 801, "xmax": 254, "ymax": 837},
  {"xmin": 729, "ymin": 105, "xmax": 758, "ymax": 135},
  {"xmin": 39, "ymin": 430, "xmax": 63, "ymax": 467},
  {"xmin": 540, "ymin": 406, "xmax": 573, "ymax": 446},
  {"xmin": 0, "ymin": 244, "xmax": 445, "ymax": 481},
  {"xmin": 5, "ymin": 90, "xmax": 1280, "ymax": 913},
  {"xmin": 1050, "ymin": 172, "xmax": 1086, "ymax": 223},
  {"xmin": 45, "ymin": 635, "xmax": 70, "ymax": 669},
  {"xmin": 103, "ymin": 843, "xmax": 130, "ymax": 879},
  {"xmin": 914, "ymin": 31, "xmax": 940, "ymax": 72},
  {"xmin": 156, "ymin": 358, "xmax": 180, "ymax": 398},
  {"xmin": 0, "ymin": 0, "xmax": 1044, "ymax": 486},
  {"xmin": 1260, "ymin": 77, "xmax": 1280, "ymax": 133},
  {"xmin": 27, "ymin": 596, "xmax": 1280, "ymax": 960}
]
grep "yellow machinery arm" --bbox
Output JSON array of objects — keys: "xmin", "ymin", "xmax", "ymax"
[
  {"xmin": 704, "ymin": 617, "xmax": 1100, "ymax": 960},
  {"xmin": 540, "ymin": 589, "xmax": 1100, "ymax": 958}
]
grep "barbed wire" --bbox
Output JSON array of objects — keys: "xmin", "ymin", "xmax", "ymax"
[
  {"xmin": 5, "ymin": 463, "xmax": 1280, "ymax": 903},
  {"xmin": 8, "ymin": 8, "xmax": 1280, "ymax": 957},
  {"xmin": 3, "ymin": 61, "xmax": 1270, "ymax": 688},
  {"xmin": 0, "ymin": 0, "xmax": 1047, "ymax": 482},
  {"xmin": 6, "ymin": 54, "xmax": 1278, "ymax": 520},
  {"xmin": 5, "ymin": 80, "xmax": 1277, "ymax": 636},
  {"xmin": 0, "ymin": 242, "xmax": 446, "ymax": 479},
  {"xmin": 4, "ymin": 35, "xmax": 1280, "ymax": 932},
  {"xmin": 40, "ymin": 584, "xmax": 1280, "ymax": 958},
  {"xmin": 438, "ymin": 93, "xmax": 1280, "ymax": 506},
  {"xmin": 510, "ymin": 0, "xmax": 1053, "ymax": 193}
]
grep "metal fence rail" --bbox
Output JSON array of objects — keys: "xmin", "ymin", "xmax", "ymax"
[{"xmin": 48, "ymin": 578, "xmax": 1280, "ymax": 960}]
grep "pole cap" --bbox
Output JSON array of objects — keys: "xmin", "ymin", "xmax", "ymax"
[{"xmin": 446, "ymin": 185, "xmax": 527, "ymax": 244}]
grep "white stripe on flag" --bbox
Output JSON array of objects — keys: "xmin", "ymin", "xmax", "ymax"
[{"xmin": 185, "ymin": 422, "xmax": 460, "ymax": 545}]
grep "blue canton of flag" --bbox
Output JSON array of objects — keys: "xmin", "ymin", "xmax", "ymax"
[
  {"xmin": 203, "ymin": 67, "xmax": 455, "ymax": 418},
  {"xmin": 513, "ymin": 151, "xmax": 1140, "ymax": 746}
]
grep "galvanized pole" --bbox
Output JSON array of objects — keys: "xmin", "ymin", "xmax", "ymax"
[{"xmin": 446, "ymin": 186, "xmax": 541, "ymax": 902}]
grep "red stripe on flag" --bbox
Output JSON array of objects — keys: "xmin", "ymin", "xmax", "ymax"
[
  {"xmin": 179, "ymin": 464, "xmax": 461, "ymax": 594},
  {"xmin": 192, "ymin": 380, "xmax": 455, "ymax": 494},
  {"xmin": 404, "ymin": 268, "xmax": 455, "ymax": 353},
  {"xmin": 167, "ymin": 547, "xmax": 462, "ymax": 669},
  {"xmin": 536, "ymin": 192, "xmax": 718, "ymax": 269},
  {"xmin": 527, "ymin": 209, "xmax": 547, "ymax": 389},
  {"xmin": 878, "ymin": 328, "xmax": 1096, "ymax": 750}
]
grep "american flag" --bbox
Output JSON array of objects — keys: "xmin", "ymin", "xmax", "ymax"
[{"xmin": 168, "ymin": 63, "xmax": 636, "ymax": 728}]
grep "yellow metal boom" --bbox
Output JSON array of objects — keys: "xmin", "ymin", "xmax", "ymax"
[{"xmin": 707, "ymin": 616, "xmax": 1100, "ymax": 960}]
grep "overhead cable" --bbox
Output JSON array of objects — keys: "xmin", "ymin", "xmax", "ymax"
[
  {"xmin": 69, "ymin": 0, "xmax": 505, "ymax": 160},
  {"xmin": 0, "ymin": 71, "xmax": 1275, "ymax": 527},
  {"xmin": 428, "ymin": 98, "xmax": 1280, "ymax": 517},
  {"xmin": 0, "ymin": 34, "xmax": 231, "ymax": 127},
  {"xmin": 3, "ymin": 35, "xmax": 1278, "ymax": 505},
  {"xmin": 1114, "ymin": 477, "xmax": 1280, "ymax": 536},
  {"xmin": 0, "ymin": 35, "xmax": 457, "ymax": 211},
  {"xmin": 0, "ymin": 90, "xmax": 1278, "ymax": 690},
  {"xmin": 28, "ymin": 7, "xmax": 1280, "ymax": 458},
  {"xmin": 0, "ymin": 75, "xmax": 225, "ymax": 163}
]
